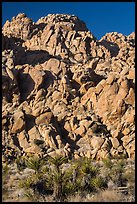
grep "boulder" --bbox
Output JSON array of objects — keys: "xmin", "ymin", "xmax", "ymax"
[
  {"xmin": 35, "ymin": 111, "xmax": 53, "ymax": 125},
  {"xmin": 18, "ymin": 131, "xmax": 30, "ymax": 150},
  {"xmin": 90, "ymin": 136, "xmax": 105, "ymax": 150},
  {"xmin": 11, "ymin": 110, "xmax": 25, "ymax": 133}
]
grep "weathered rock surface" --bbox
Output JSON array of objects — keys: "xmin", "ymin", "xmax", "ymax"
[{"xmin": 2, "ymin": 13, "xmax": 135, "ymax": 161}]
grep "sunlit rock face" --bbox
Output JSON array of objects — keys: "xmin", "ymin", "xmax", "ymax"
[{"xmin": 2, "ymin": 13, "xmax": 135, "ymax": 162}]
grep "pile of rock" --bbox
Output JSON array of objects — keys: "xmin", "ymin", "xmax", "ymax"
[{"xmin": 2, "ymin": 13, "xmax": 135, "ymax": 162}]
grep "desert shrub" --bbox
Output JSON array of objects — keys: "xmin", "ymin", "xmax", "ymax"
[
  {"xmin": 90, "ymin": 176, "xmax": 107, "ymax": 191},
  {"xmin": 69, "ymin": 157, "xmax": 107, "ymax": 193},
  {"xmin": 122, "ymin": 166, "xmax": 135, "ymax": 198},
  {"xmin": 15, "ymin": 155, "xmax": 27, "ymax": 171},
  {"xmin": 123, "ymin": 168, "xmax": 135, "ymax": 186},
  {"xmin": 2, "ymin": 164, "xmax": 10, "ymax": 199},
  {"xmin": 102, "ymin": 157, "xmax": 113, "ymax": 169},
  {"xmin": 23, "ymin": 188, "xmax": 41, "ymax": 202},
  {"xmin": 2, "ymin": 164, "xmax": 9, "ymax": 179},
  {"xmin": 19, "ymin": 176, "xmax": 35, "ymax": 190},
  {"xmin": 102, "ymin": 157, "xmax": 127, "ymax": 187},
  {"xmin": 24, "ymin": 189, "xmax": 34, "ymax": 200}
]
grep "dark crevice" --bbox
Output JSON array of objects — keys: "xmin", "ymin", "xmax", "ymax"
[{"xmin": 97, "ymin": 40, "xmax": 120, "ymax": 57}]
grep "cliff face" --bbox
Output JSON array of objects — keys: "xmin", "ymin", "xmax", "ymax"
[{"xmin": 2, "ymin": 13, "xmax": 135, "ymax": 162}]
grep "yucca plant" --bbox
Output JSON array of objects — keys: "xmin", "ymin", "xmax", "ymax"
[
  {"xmin": 81, "ymin": 159, "xmax": 99, "ymax": 176},
  {"xmin": 18, "ymin": 157, "xmax": 49, "ymax": 196},
  {"xmin": 45, "ymin": 155, "xmax": 68, "ymax": 201},
  {"xmin": 17, "ymin": 155, "xmax": 68, "ymax": 200},
  {"xmin": 46, "ymin": 155, "xmax": 68, "ymax": 172},
  {"xmin": 102, "ymin": 157, "xmax": 113, "ymax": 169},
  {"xmin": 110, "ymin": 159, "xmax": 126, "ymax": 186},
  {"xmin": 52, "ymin": 170, "xmax": 63, "ymax": 201},
  {"xmin": 70, "ymin": 157, "xmax": 106, "ymax": 193},
  {"xmin": 61, "ymin": 165, "xmax": 79, "ymax": 198},
  {"xmin": 81, "ymin": 158, "xmax": 100, "ymax": 192},
  {"xmin": 103, "ymin": 157, "xmax": 126, "ymax": 187},
  {"xmin": 25, "ymin": 156, "xmax": 45, "ymax": 178},
  {"xmin": 90, "ymin": 176, "xmax": 107, "ymax": 191}
]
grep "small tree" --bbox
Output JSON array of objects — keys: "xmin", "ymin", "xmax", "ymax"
[
  {"xmin": 45, "ymin": 155, "xmax": 68, "ymax": 201},
  {"xmin": 25, "ymin": 156, "xmax": 45, "ymax": 181}
]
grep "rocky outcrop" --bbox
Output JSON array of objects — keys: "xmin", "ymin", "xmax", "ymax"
[{"xmin": 2, "ymin": 13, "xmax": 135, "ymax": 161}]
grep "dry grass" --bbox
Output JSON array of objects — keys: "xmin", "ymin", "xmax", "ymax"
[
  {"xmin": 87, "ymin": 190, "xmax": 124, "ymax": 202},
  {"xmin": 67, "ymin": 193, "xmax": 85, "ymax": 202},
  {"xmin": 65, "ymin": 190, "xmax": 124, "ymax": 202}
]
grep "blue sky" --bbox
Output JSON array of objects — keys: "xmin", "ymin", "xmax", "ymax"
[{"xmin": 2, "ymin": 2, "xmax": 135, "ymax": 40}]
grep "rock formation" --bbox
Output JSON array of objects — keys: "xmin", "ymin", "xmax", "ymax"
[{"xmin": 2, "ymin": 13, "xmax": 135, "ymax": 162}]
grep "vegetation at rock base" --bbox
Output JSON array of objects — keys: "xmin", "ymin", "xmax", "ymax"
[{"xmin": 2, "ymin": 155, "xmax": 135, "ymax": 202}]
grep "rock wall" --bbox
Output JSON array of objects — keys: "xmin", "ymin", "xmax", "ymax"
[{"xmin": 2, "ymin": 13, "xmax": 135, "ymax": 161}]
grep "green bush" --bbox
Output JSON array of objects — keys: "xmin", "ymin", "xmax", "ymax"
[
  {"xmin": 102, "ymin": 157, "xmax": 127, "ymax": 187},
  {"xmin": 68, "ymin": 157, "xmax": 107, "ymax": 193},
  {"xmin": 90, "ymin": 176, "xmax": 107, "ymax": 191},
  {"xmin": 25, "ymin": 156, "xmax": 45, "ymax": 176}
]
